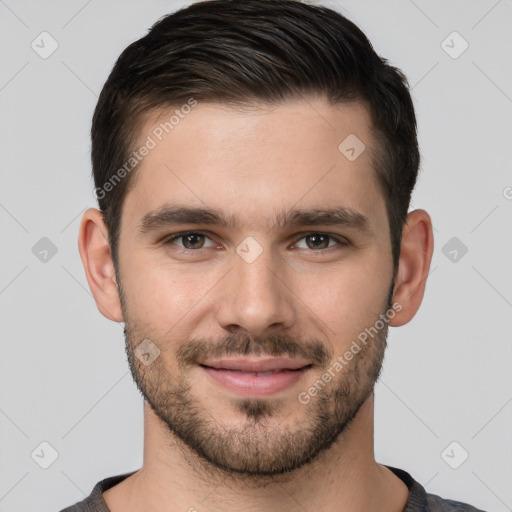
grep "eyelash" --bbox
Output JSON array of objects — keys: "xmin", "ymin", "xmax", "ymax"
[{"xmin": 162, "ymin": 231, "xmax": 350, "ymax": 252}]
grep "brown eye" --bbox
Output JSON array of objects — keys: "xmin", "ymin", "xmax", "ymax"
[
  {"xmin": 164, "ymin": 232, "xmax": 216, "ymax": 250},
  {"xmin": 305, "ymin": 234, "xmax": 330, "ymax": 250},
  {"xmin": 294, "ymin": 233, "xmax": 348, "ymax": 251},
  {"xmin": 182, "ymin": 233, "xmax": 204, "ymax": 249}
]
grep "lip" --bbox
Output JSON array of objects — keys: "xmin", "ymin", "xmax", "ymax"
[
  {"xmin": 200, "ymin": 357, "xmax": 312, "ymax": 397},
  {"xmin": 201, "ymin": 356, "xmax": 310, "ymax": 373}
]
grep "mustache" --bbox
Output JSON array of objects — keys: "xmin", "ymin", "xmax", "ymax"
[{"xmin": 175, "ymin": 332, "xmax": 332, "ymax": 368}]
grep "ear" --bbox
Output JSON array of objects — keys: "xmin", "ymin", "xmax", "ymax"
[
  {"xmin": 389, "ymin": 209, "xmax": 434, "ymax": 327},
  {"xmin": 78, "ymin": 208, "xmax": 123, "ymax": 322}
]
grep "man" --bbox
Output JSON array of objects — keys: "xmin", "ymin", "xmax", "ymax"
[{"xmin": 60, "ymin": 0, "xmax": 486, "ymax": 510}]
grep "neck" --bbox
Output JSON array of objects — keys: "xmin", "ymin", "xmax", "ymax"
[{"xmin": 103, "ymin": 392, "xmax": 409, "ymax": 512}]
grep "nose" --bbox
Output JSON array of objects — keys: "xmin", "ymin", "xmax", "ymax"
[{"xmin": 215, "ymin": 246, "xmax": 297, "ymax": 337}]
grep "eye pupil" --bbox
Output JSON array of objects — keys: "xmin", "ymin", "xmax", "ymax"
[
  {"xmin": 184, "ymin": 233, "xmax": 204, "ymax": 249},
  {"xmin": 307, "ymin": 234, "xmax": 329, "ymax": 250}
]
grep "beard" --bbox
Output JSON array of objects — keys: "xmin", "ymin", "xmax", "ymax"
[{"xmin": 120, "ymin": 283, "xmax": 393, "ymax": 479}]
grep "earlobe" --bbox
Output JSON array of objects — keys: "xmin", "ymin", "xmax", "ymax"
[
  {"xmin": 78, "ymin": 208, "xmax": 124, "ymax": 322},
  {"xmin": 389, "ymin": 209, "xmax": 434, "ymax": 327}
]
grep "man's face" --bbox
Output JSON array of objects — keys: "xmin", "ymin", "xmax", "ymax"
[{"xmin": 116, "ymin": 97, "xmax": 396, "ymax": 476}]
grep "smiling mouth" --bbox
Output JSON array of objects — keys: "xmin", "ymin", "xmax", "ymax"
[
  {"xmin": 199, "ymin": 358, "xmax": 313, "ymax": 396},
  {"xmin": 200, "ymin": 365, "xmax": 312, "ymax": 376},
  {"xmin": 201, "ymin": 365, "xmax": 306, "ymax": 377}
]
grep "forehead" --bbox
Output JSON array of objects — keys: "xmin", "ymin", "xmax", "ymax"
[{"xmin": 122, "ymin": 97, "xmax": 386, "ymax": 232}]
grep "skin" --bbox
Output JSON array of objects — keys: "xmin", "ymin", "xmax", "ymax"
[{"xmin": 78, "ymin": 96, "xmax": 434, "ymax": 512}]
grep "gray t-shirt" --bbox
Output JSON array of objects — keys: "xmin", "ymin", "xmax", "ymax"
[{"xmin": 58, "ymin": 465, "xmax": 487, "ymax": 511}]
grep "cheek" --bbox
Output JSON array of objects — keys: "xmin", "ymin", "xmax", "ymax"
[
  {"xmin": 122, "ymin": 258, "xmax": 217, "ymax": 326},
  {"xmin": 302, "ymin": 256, "xmax": 392, "ymax": 337}
]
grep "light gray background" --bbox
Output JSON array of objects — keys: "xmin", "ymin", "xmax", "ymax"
[{"xmin": 1, "ymin": 1, "xmax": 511, "ymax": 511}]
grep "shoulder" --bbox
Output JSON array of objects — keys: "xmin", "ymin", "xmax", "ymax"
[
  {"xmin": 56, "ymin": 471, "xmax": 137, "ymax": 512},
  {"xmin": 424, "ymin": 491, "xmax": 487, "ymax": 512},
  {"xmin": 384, "ymin": 465, "xmax": 488, "ymax": 512}
]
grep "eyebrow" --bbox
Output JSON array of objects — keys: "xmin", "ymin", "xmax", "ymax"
[{"xmin": 138, "ymin": 203, "xmax": 371, "ymax": 235}]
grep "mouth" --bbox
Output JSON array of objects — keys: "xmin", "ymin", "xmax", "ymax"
[{"xmin": 199, "ymin": 357, "xmax": 313, "ymax": 397}]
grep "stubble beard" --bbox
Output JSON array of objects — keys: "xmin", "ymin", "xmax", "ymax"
[{"xmin": 120, "ymin": 282, "xmax": 392, "ymax": 481}]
